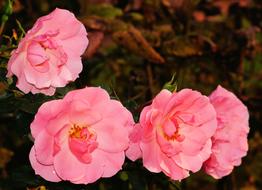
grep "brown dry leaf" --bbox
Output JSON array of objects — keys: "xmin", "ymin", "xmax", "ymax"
[
  {"xmin": 87, "ymin": 0, "xmax": 115, "ymax": 3},
  {"xmin": 163, "ymin": 37, "xmax": 203, "ymax": 57},
  {"xmin": 239, "ymin": 0, "xmax": 252, "ymax": 7},
  {"xmin": 83, "ymin": 31, "xmax": 104, "ymax": 59},
  {"xmin": 212, "ymin": 0, "xmax": 252, "ymax": 15},
  {"xmin": 162, "ymin": 0, "xmax": 198, "ymax": 12},
  {"xmin": 155, "ymin": 24, "xmax": 173, "ymax": 35},
  {"xmin": 238, "ymin": 26, "xmax": 260, "ymax": 48},
  {"xmin": 142, "ymin": 29, "xmax": 162, "ymax": 48},
  {"xmin": 0, "ymin": 147, "xmax": 14, "ymax": 169},
  {"xmin": 12, "ymin": 0, "xmax": 23, "ymax": 13},
  {"xmin": 105, "ymin": 19, "xmax": 128, "ymax": 33},
  {"xmin": 162, "ymin": 0, "xmax": 197, "ymax": 20},
  {"xmin": 80, "ymin": 16, "xmax": 107, "ymax": 31},
  {"xmin": 241, "ymin": 183, "xmax": 257, "ymax": 190},
  {"xmin": 113, "ymin": 27, "xmax": 165, "ymax": 63},
  {"xmin": 193, "ymin": 11, "xmax": 206, "ymax": 22},
  {"xmin": 162, "ymin": 0, "xmax": 184, "ymax": 9},
  {"xmin": 213, "ymin": 0, "xmax": 235, "ymax": 15},
  {"xmin": 212, "ymin": 0, "xmax": 251, "ymax": 15},
  {"xmin": 80, "ymin": 16, "xmax": 127, "ymax": 33},
  {"xmin": 125, "ymin": 0, "xmax": 143, "ymax": 11},
  {"xmin": 0, "ymin": 82, "xmax": 7, "ymax": 95}
]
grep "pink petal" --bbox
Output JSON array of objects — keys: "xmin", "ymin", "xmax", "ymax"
[
  {"xmin": 204, "ymin": 85, "xmax": 249, "ymax": 179},
  {"xmin": 163, "ymin": 89, "xmax": 202, "ymax": 115},
  {"xmin": 31, "ymin": 86, "xmax": 56, "ymax": 96},
  {"xmin": 68, "ymin": 105, "xmax": 102, "ymax": 126},
  {"xmin": 125, "ymin": 142, "xmax": 142, "ymax": 161},
  {"xmin": 159, "ymin": 151, "xmax": 189, "ymax": 180},
  {"xmin": 179, "ymin": 125, "xmax": 209, "ymax": 156},
  {"xmin": 93, "ymin": 100, "xmax": 133, "ymax": 125},
  {"xmin": 64, "ymin": 87, "xmax": 110, "ymax": 106},
  {"xmin": 174, "ymin": 139, "xmax": 212, "ymax": 172},
  {"xmin": 53, "ymin": 144, "xmax": 86, "ymax": 182},
  {"xmin": 140, "ymin": 109, "xmax": 158, "ymax": 141},
  {"xmin": 39, "ymin": 8, "xmax": 88, "ymax": 55},
  {"xmin": 7, "ymin": 51, "xmax": 25, "ymax": 77},
  {"xmin": 55, "ymin": 66, "xmax": 73, "ymax": 85},
  {"xmin": 94, "ymin": 118, "xmax": 129, "ymax": 152},
  {"xmin": 27, "ymin": 41, "xmax": 50, "ymax": 73},
  {"xmin": 140, "ymin": 139, "xmax": 162, "ymax": 173},
  {"xmin": 61, "ymin": 24, "xmax": 88, "ymax": 55},
  {"xmin": 16, "ymin": 74, "xmax": 33, "ymax": 94},
  {"xmin": 72, "ymin": 150, "xmax": 104, "ymax": 184},
  {"xmin": 45, "ymin": 114, "xmax": 69, "ymax": 136},
  {"xmin": 7, "ymin": 52, "xmax": 34, "ymax": 94},
  {"xmin": 126, "ymin": 124, "xmax": 142, "ymax": 161},
  {"xmin": 30, "ymin": 99, "xmax": 65, "ymax": 138},
  {"xmin": 152, "ymin": 89, "xmax": 172, "ymax": 110},
  {"xmin": 139, "ymin": 105, "xmax": 152, "ymax": 126},
  {"xmin": 60, "ymin": 63, "xmax": 77, "ymax": 82},
  {"xmin": 162, "ymin": 119, "xmax": 177, "ymax": 137},
  {"xmin": 156, "ymin": 132, "xmax": 181, "ymax": 156},
  {"xmin": 34, "ymin": 130, "xmax": 55, "ymax": 165},
  {"xmin": 29, "ymin": 147, "xmax": 61, "ymax": 182},
  {"xmin": 99, "ymin": 150, "xmax": 125, "ymax": 178},
  {"xmin": 23, "ymin": 58, "xmax": 52, "ymax": 89},
  {"xmin": 36, "ymin": 8, "xmax": 86, "ymax": 41}
]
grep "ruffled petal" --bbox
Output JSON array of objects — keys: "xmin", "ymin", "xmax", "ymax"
[
  {"xmin": 34, "ymin": 130, "xmax": 55, "ymax": 165},
  {"xmin": 140, "ymin": 139, "xmax": 162, "ymax": 173},
  {"xmin": 29, "ymin": 147, "xmax": 61, "ymax": 182},
  {"xmin": 53, "ymin": 144, "xmax": 86, "ymax": 182}
]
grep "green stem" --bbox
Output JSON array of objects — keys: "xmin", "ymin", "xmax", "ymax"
[{"xmin": 16, "ymin": 19, "xmax": 26, "ymax": 36}]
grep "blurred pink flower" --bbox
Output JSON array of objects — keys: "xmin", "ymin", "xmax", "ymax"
[
  {"xmin": 7, "ymin": 8, "xmax": 88, "ymax": 95},
  {"xmin": 29, "ymin": 87, "xmax": 134, "ymax": 184},
  {"xmin": 126, "ymin": 89, "xmax": 217, "ymax": 180},
  {"xmin": 204, "ymin": 85, "xmax": 249, "ymax": 179}
]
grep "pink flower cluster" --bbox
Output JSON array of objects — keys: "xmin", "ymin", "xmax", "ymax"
[
  {"xmin": 126, "ymin": 86, "xmax": 249, "ymax": 180},
  {"xmin": 6, "ymin": 8, "xmax": 249, "ymax": 184},
  {"xmin": 29, "ymin": 85, "xmax": 249, "ymax": 184}
]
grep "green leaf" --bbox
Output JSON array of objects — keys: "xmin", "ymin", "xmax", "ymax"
[{"xmin": 163, "ymin": 74, "xmax": 178, "ymax": 92}]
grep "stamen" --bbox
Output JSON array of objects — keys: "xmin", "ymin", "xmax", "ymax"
[{"xmin": 69, "ymin": 124, "xmax": 89, "ymax": 140}]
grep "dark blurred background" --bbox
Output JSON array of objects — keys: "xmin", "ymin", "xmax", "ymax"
[{"xmin": 0, "ymin": 0, "xmax": 261, "ymax": 189}]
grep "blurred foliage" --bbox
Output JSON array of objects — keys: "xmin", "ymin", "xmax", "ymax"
[{"xmin": 0, "ymin": 0, "xmax": 262, "ymax": 189}]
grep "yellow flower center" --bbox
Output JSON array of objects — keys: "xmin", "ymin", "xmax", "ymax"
[{"xmin": 69, "ymin": 124, "xmax": 93, "ymax": 140}]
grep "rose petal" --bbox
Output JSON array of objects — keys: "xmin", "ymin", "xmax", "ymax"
[
  {"xmin": 29, "ymin": 147, "xmax": 61, "ymax": 182},
  {"xmin": 34, "ymin": 130, "xmax": 55, "ymax": 165},
  {"xmin": 53, "ymin": 143, "xmax": 86, "ymax": 181},
  {"xmin": 140, "ymin": 139, "xmax": 162, "ymax": 173}
]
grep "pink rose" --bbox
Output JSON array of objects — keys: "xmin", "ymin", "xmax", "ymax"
[
  {"xmin": 126, "ymin": 89, "xmax": 217, "ymax": 180},
  {"xmin": 29, "ymin": 87, "xmax": 134, "ymax": 184},
  {"xmin": 203, "ymin": 86, "xmax": 249, "ymax": 179},
  {"xmin": 7, "ymin": 8, "xmax": 88, "ymax": 95}
]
